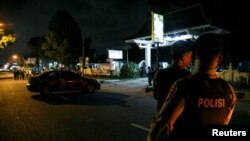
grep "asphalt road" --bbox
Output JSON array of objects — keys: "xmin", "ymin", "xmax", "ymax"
[
  {"xmin": 0, "ymin": 72, "xmax": 249, "ymax": 141},
  {"xmin": 0, "ymin": 75, "xmax": 156, "ymax": 141}
]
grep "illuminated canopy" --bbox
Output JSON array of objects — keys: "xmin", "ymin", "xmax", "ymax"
[{"xmin": 125, "ymin": 4, "xmax": 230, "ymax": 48}]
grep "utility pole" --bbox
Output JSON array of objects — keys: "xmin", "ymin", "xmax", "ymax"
[
  {"xmin": 82, "ymin": 36, "xmax": 85, "ymax": 75},
  {"xmin": 156, "ymin": 42, "xmax": 159, "ymax": 69},
  {"xmin": 126, "ymin": 48, "xmax": 129, "ymax": 65},
  {"xmin": 124, "ymin": 45, "xmax": 129, "ymax": 65}
]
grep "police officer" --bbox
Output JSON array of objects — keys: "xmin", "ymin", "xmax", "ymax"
[
  {"xmin": 147, "ymin": 33, "xmax": 237, "ymax": 141},
  {"xmin": 153, "ymin": 40, "xmax": 193, "ymax": 111}
]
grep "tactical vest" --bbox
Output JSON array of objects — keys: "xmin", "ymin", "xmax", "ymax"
[{"xmin": 176, "ymin": 73, "xmax": 236, "ymax": 125}]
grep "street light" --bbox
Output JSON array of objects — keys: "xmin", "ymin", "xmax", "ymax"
[
  {"xmin": 12, "ymin": 54, "xmax": 19, "ymax": 67},
  {"xmin": 12, "ymin": 54, "xmax": 24, "ymax": 66},
  {"xmin": 12, "ymin": 55, "xmax": 18, "ymax": 60}
]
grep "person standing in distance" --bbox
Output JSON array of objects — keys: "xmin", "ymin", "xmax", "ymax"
[
  {"xmin": 147, "ymin": 33, "xmax": 237, "ymax": 141},
  {"xmin": 153, "ymin": 40, "xmax": 193, "ymax": 111}
]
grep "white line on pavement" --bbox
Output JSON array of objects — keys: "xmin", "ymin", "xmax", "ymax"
[{"xmin": 131, "ymin": 123, "xmax": 149, "ymax": 132}]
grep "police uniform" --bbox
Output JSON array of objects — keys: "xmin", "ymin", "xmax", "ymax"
[
  {"xmin": 171, "ymin": 72, "xmax": 235, "ymax": 122},
  {"xmin": 153, "ymin": 66, "xmax": 191, "ymax": 111},
  {"xmin": 147, "ymin": 70, "xmax": 237, "ymax": 141},
  {"xmin": 147, "ymin": 34, "xmax": 236, "ymax": 141},
  {"xmin": 153, "ymin": 40, "xmax": 193, "ymax": 112}
]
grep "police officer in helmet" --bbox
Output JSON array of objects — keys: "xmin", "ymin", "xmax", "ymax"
[{"xmin": 147, "ymin": 33, "xmax": 237, "ymax": 141}]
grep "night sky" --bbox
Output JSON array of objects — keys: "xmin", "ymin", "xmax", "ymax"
[
  {"xmin": 0, "ymin": 0, "xmax": 151, "ymax": 64},
  {"xmin": 0, "ymin": 0, "xmax": 249, "ymax": 66}
]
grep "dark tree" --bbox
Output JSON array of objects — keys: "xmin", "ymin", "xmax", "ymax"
[
  {"xmin": 27, "ymin": 37, "xmax": 47, "ymax": 65},
  {"xmin": 42, "ymin": 10, "xmax": 83, "ymax": 66}
]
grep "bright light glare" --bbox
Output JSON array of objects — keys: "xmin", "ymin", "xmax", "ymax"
[
  {"xmin": 165, "ymin": 34, "xmax": 198, "ymax": 41},
  {"xmin": 12, "ymin": 55, "xmax": 18, "ymax": 59}
]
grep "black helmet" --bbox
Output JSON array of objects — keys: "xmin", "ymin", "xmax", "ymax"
[
  {"xmin": 194, "ymin": 33, "xmax": 224, "ymax": 51},
  {"xmin": 194, "ymin": 33, "xmax": 224, "ymax": 60}
]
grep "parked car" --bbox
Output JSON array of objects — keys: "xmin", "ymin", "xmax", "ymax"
[{"xmin": 26, "ymin": 70, "xmax": 101, "ymax": 95}]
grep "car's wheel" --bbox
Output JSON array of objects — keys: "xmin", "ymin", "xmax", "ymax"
[
  {"xmin": 40, "ymin": 86, "xmax": 51, "ymax": 95},
  {"xmin": 87, "ymin": 84, "xmax": 95, "ymax": 93}
]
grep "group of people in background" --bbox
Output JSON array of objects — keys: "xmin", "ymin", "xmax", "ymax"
[
  {"xmin": 13, "ymin": 69, "xmax": 25, "ymax": 80},
  {"xmin": 13, "ymin": 69, "xmax": 32, "ymax": 80},
  {"xmin": 147, "ymin": 33, "xmax": 237, "ymax": 141}
]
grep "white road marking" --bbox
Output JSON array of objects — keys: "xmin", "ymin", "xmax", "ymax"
[
  {"xmin": 131, "ymin": 123, "xmax": 149, "ymax": 131},
  {"xmin": 57, "ymin": 96, "xmax": 70, "ymax": 100}
]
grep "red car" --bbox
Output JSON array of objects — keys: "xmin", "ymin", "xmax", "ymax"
[{"xmin": 26, "ymin": 70, "xmax": 101, "ymax": 95}]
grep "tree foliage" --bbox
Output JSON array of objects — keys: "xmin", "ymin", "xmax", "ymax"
[
  {"xmin": 0, "ymin": 29, "xmax": 16, "ymax": 48},
  {"xmin": 42, "ymin": 10, "xmax": 83, "ymax": 66},
  {"xmin": 27, "ymin": 37, "xmax": 47, "ymax": 65},
  {"xmin": 27, "ymin": 37, "xmax": 46, "ymax": 57}
]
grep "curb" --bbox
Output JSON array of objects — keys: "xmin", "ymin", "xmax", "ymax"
[
  {"xmin": 235, "ymin": 90, "xmax": 250, "ymax": 100},
  {"xmin": 98, "ymin": 79, "xmax": 120, "ymax": 84},
  {"xmin": 0, "ymin": 77, "xmax": 13, "ymax": 80}
]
